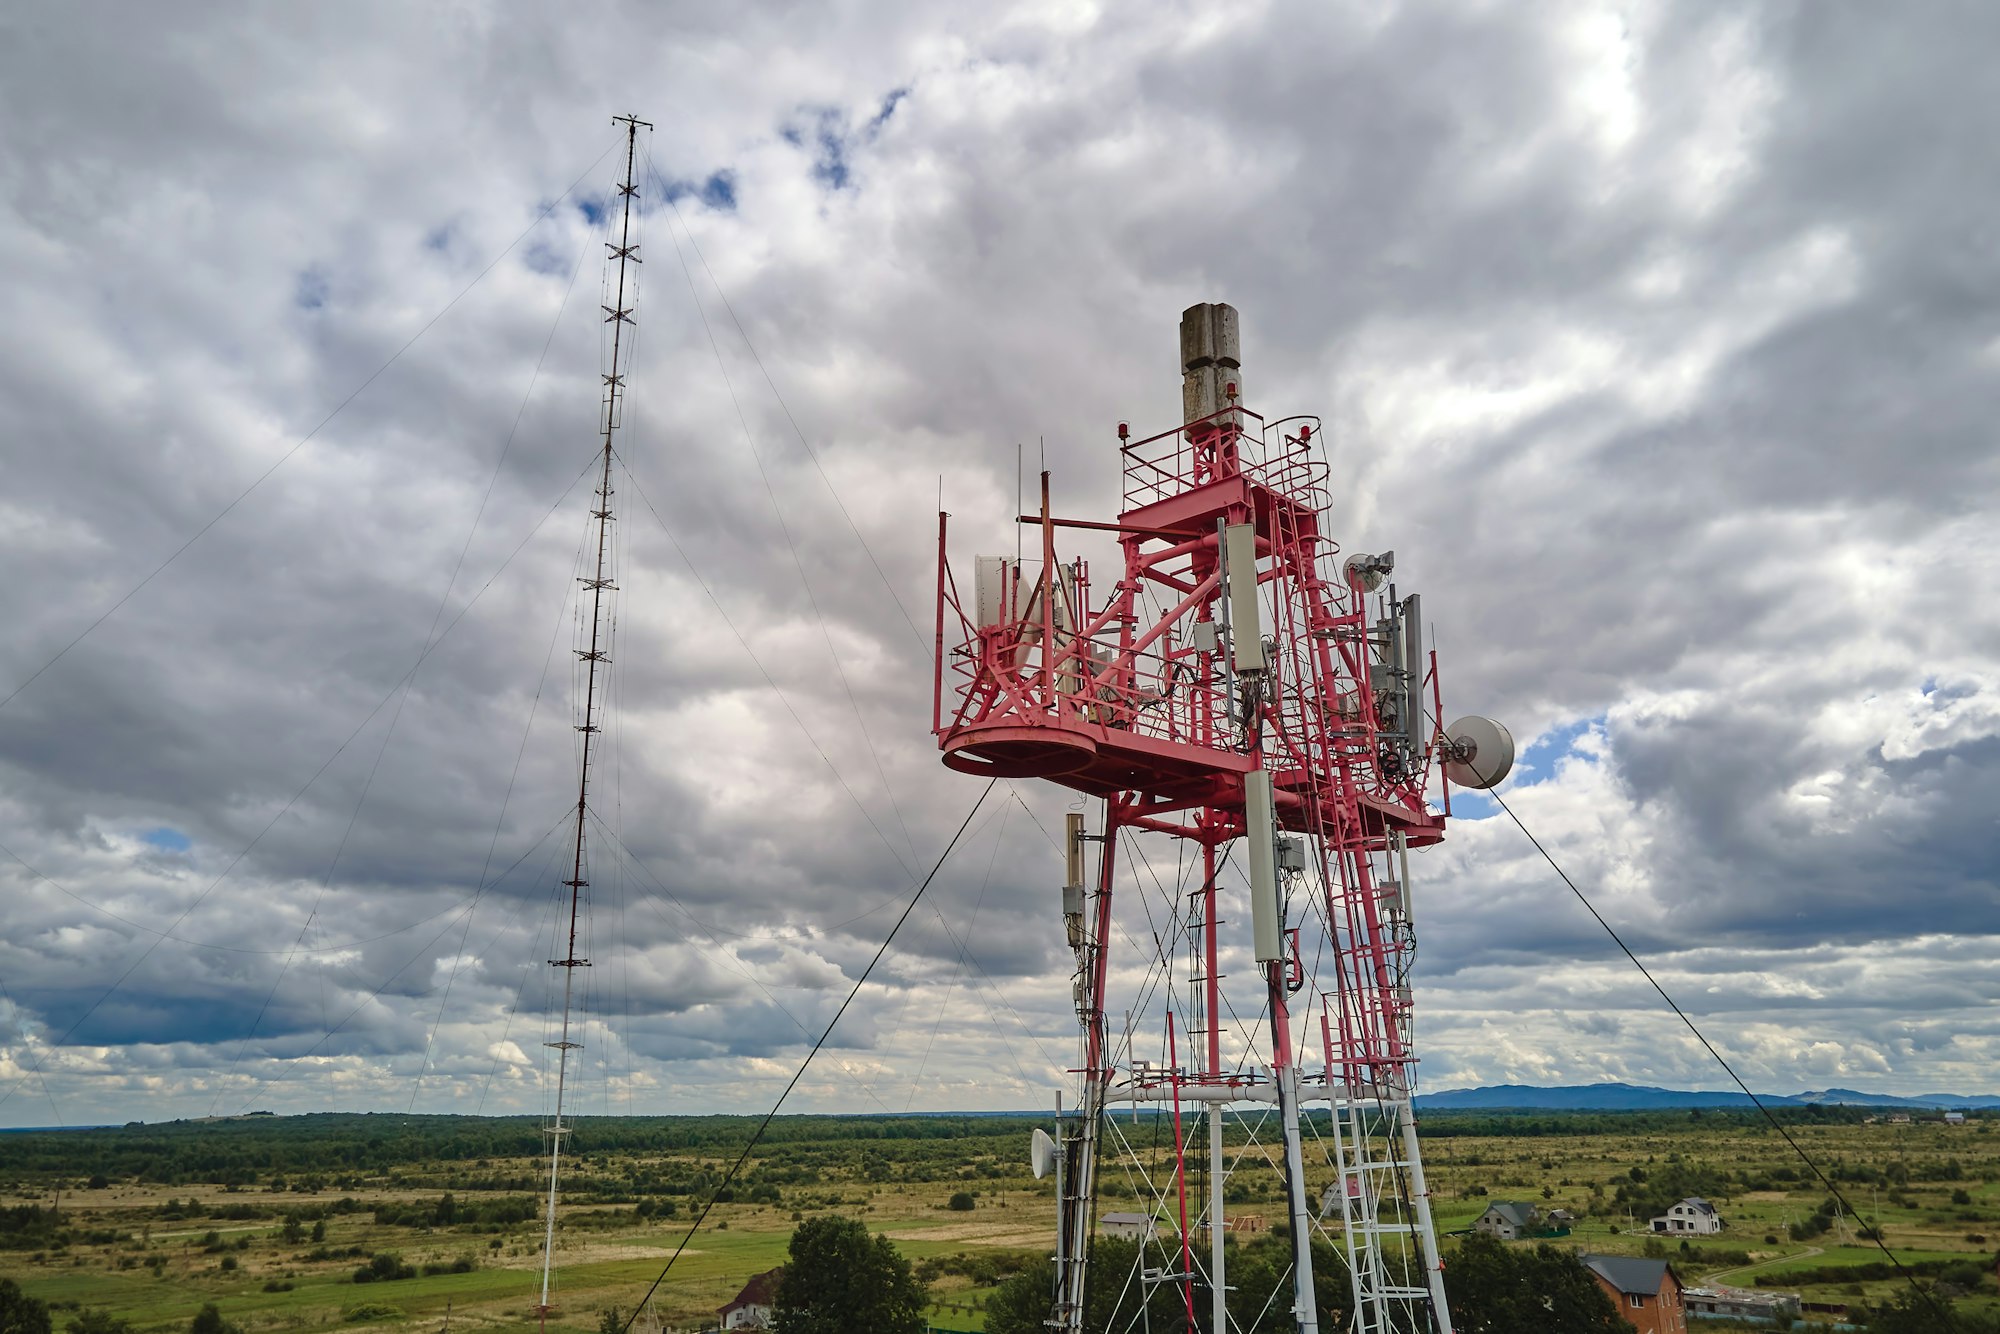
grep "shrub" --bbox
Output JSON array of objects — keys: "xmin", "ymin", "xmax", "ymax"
[
  {"xmin": 339, "ymin": 1305, "xmax": 400, "ymax": 1324},
  {"xmin": 0, "ymin": 1280, "xmax": 52, "ymax": 1334},
  {"xmin": 188, "ymin": 1307, "xmax": 240, "ymax": 1334},
  {"xmin": 351, "ymin": 1252, "xmax": 416, "ymax": 1284},
  {"xmin": 66, "ymin": 1310, "xmax": 133, "ymax": 1334},
  {"xmin": 948, "ymin": 1192, "xmax": 976, "ymax": 1212}
]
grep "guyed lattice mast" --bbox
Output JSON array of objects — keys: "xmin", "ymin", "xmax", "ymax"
[
  {"xmin": 537, "ymin": 111, "xmax": 650, "ymax": 1328},
  {"xmin": 933, "ymin": 305, "xmax": 1512, "ymax": 1333}
]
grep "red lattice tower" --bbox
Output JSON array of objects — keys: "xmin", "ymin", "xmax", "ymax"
[{"xmin": 933, "ymin": 304, "xmax": 1510, "ymax": 1334}]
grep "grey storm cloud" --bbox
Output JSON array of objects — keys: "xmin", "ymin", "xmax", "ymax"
[{"xmin": 1, "ymin": 0, "xmax": 1996, "ymax": 1124}]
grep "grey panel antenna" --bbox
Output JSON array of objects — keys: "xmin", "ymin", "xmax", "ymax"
[
  {"xmin": 1245, "ymin": 771, "xmax": 1282, "ymax": 961},
  {"xmin": 1224, "ymin": 523, "xmax": 1264, "ymax": 673},
  {"xmin": 1401, "ymin": 593, "xmax": 1425, "ymax": 753}
]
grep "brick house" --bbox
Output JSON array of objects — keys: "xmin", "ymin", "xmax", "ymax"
[{"xmin": 1580, "ymin": 1254, "xmax": 1687, "ymax": 1334}]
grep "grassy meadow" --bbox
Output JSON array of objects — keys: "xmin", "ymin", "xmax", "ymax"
[{"xmin": 0, "ymin": 1108, "xmax": 1995, "ymax": 1330}]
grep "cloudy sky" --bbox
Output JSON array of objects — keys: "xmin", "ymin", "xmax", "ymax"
[{"xmin": 0, "ymin": 0, "xmax": 1995, "ymax": 1128}]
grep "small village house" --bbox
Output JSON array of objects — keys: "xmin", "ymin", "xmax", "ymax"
[
  {"xmin": 718, "ymin": 1268, "xmax": 783, "ymax": 1330},
  {"xmin": 1580, "ymin": 1254, "xmax": 1687, "ymax": 1334},
  {"xmin": 1100, "ymin": 1211, "xmax": 1159, "ymax": 1242},
  {"xmin": 1649, "ymin": 1197, "xmax": 1723, "ymax": 1236},
  {"xmin": 1472, "ymin": 1201, "xmax": 1540, "ymax": 1241}
]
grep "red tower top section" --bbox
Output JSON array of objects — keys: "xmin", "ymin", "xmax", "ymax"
[{"xmin": 932, "ymin": 303, "xmax": 1447, "ymax": 848}]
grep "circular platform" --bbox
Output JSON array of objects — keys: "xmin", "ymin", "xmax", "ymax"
[{"xmin": 941, "ymin": 726, "xmax": 1098, "ymax": 779}]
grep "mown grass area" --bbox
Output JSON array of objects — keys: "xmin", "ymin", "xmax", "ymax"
[{"xmin": 1, "ymin": 1109, "xmax": 1996, "ymax": 1330}]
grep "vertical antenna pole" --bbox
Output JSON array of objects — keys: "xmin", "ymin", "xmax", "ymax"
[
  {"xmin": 1201, "ymin": 834, "xmax": 1226, "ymax": 1334},
  {"xmin": 538, "ymin": 112, "xmax": 650, "ymax": 1326}
]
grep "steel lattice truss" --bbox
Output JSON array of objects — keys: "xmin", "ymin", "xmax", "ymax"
[{"xmin": 933, "ymin": 304, "xmax": 1468, "ymax": 1334}]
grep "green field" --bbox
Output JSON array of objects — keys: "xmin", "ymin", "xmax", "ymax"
[{"xmin": 1, "ymin": 1108, "xmax": 1995, "ymax": 1330}]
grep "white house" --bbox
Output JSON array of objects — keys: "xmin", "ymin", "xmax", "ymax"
[
  {"xmin": 1650, "ymin": 1197, "xmax": 1723, "ymax": 1236},
  {"xmin": 1101, "ymin": 1211, "xmax": 1159, "ymax": 1241},
  {"xmin": 719, "ymin": 1268, "xmax": 783, "ymax": 1330}
]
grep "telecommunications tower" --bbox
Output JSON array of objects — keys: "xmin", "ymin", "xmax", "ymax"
[
  {"xmin": 932, "ymin": 304, "xmax": 1512, "ymax": 1333},
  {"xmin": 536, "ymin": 111, "xmax": 650, "ymax": 1328}
]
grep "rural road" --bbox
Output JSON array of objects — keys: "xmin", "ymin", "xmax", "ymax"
[{"xmin": 1704, "ymin": 1244, "xmax": 1824, "ymax": 1285}]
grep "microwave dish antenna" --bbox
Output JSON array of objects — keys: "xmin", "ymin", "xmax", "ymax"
[
  {"xmin": 1442, "ymin": 715, "xmax": 1515, "ymax": 789},
  {"xmin": 1343, "ymin": 549, "xmax": 1394, "ymax": 592},
  {"xmin": 1030, "ymin": 1127, "xmax": 1058, "ymax": 1180}
]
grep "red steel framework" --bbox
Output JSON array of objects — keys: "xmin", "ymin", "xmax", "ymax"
[{"xmin": 934, "ymin": 304, "xmax": 1467, "ymax": 1333}]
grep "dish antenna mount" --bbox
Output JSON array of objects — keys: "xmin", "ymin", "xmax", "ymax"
[{"xmin": 1442, "ymin": 715, "xmax": 1515, "ymax": 789}]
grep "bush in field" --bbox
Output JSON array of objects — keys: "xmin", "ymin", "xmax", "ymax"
[
  {"xmin": 351, "ymin": 1252, "xmax": 416, "ymax": 1283},
  {"xmin": 772, "ymin": 1216, "xmax": 925, "ymax": 1334},
  {"xmin": 1444, "ymin": 1233, "xmax": 1629, "ymax": 1334},
  {"xmin": 187, "ymin": 1307, "xmax": 240, "ymax": 1334},
  {"xmin": 338, "ymin": 1306, "xmax": 400, "ymax": 1324},
  {"xmin": 66, "ymin": 1311, "xmax": 133, "ymax": 1334},
  {"xmin": 1863, "ymin": 1287, "xmax": 2000, "ymax": 1334},
  {"xmin": 947, "ymin": 1192, "xmax": 975, "ymax": 1212},
  {"xmin": 987, "ymin": 1235, "xmax": 1351, "ymax": 1334},
  {"xmin": 0, "ymin": 1278, "xmax": 53, "ymax": 1334}
]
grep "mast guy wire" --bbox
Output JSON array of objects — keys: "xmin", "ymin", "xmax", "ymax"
[
  {"xmin": 616, "ymin": 777, "xmax": 997, "ymax": 1333},
  {"xmin": 1491, "ymin": 784, "xmax": 1960, "ymax": 1330}
]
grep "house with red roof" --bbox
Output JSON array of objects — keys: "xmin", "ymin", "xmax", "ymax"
[{"xmin": 719, "ymin": 1267, "xmax": 784, "ymax": 1330}]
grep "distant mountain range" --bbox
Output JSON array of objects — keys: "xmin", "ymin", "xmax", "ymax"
[{"xmin": 1413, "ymin": 1082, "xmax": 2000, "ymax": 1111}]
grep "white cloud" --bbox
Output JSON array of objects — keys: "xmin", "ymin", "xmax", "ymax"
[{"xmin": 0, "ymin": 0, "xmax": 1993, "ymax": 1124}]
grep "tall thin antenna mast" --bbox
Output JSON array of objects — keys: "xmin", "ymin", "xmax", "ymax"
[{"xmin": 537, "ymin": 111, "xmax": 649, "ymax": 1328}]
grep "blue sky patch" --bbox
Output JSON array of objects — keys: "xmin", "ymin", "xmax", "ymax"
[
  {"xmin": 294, "ymin": 268, "xmax": 328, "ymax": 310},
  {"xmin": 1447, "ymin": 791, "xmax": 1500, "ymax": 820},
  {"xmin": 141, "ymin": 827, "xmax": 191, "ymax": 852},
  {"xmin": 1511, "ymin": 713, "xmax": 1606, "ymax": 785},
  {"xmin": 869, "ymin": 88, "xmax": 909, "ymax": 133},
  {"xmin": 699, "ymin": 171, "xmax": 736, "ymax": 211},
  {"xmin": 660, "ymin": 170, "xmax": 738, "ymax": 212},
  {"xmin": 811, "ymin": 115, "xmax": 851, "ymax": 190}
]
